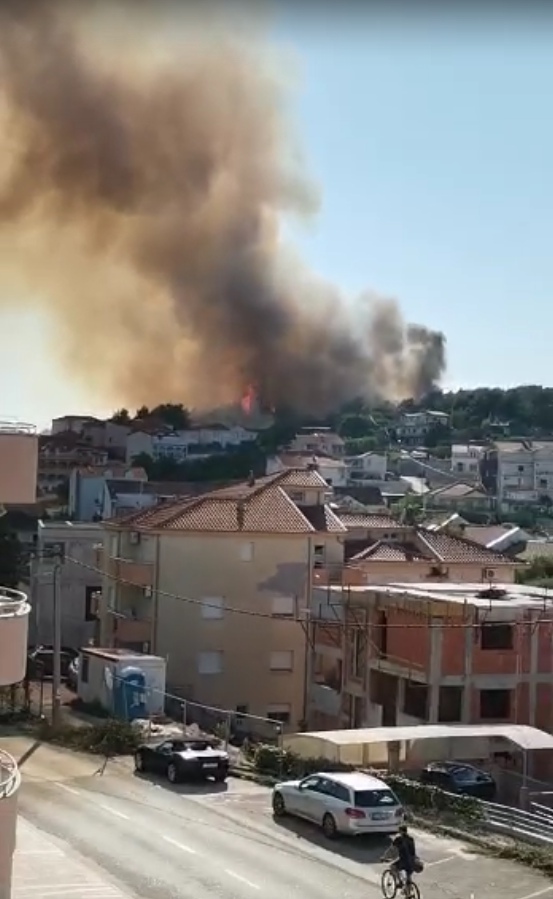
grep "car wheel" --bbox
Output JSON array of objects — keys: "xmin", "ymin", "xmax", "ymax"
[
  {"xmin": 167, "ymin": 763, "xmax": 179, "ymax": 784},
  {"xmin": 272, "ymin": 792, "xmax": 286, "ymax": 817},
  {"xmin": 322, "ymin": 812, "xmax": 337, "ymax": 839},
  {"xmin": 134, "ymin": 751, "xmax": 144, "ymax": 773}
]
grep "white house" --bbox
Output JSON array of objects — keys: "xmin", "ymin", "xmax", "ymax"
[
  {"xmin": 451, "ymin": 444, "xmax": 485, "ymax": 477},
  {"xmin": 266, "ymin": 453, "xmax": 347, "ymax": 488},
  {"xmin": 288, "ymin": 429, "xmax": 345, "ymax": 458},
  {"xmin": 494, "ymin": 440, "xmax": 553, "ymax": 506},
  {"xmin": 395, "ymin": 410, "xmax": 449, "ymax": 446},
  {"xmin": 126, "ymin": 425, "xmax": 256, "ymax": 464},
  {"xmin": 345, "ymin": 451, "xmax": 387, "ymax": 482}
]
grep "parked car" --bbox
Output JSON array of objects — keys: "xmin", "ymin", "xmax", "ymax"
[
  {"xmin": 134, "ymin": 738, "xmax": 230, "ymax": 784},
  {"xmin": 420, "ymin": 762, "xmax": 496, "ymax": 800},
  {"xmin": 26, "ymin": 646, "xmax": 78, "ymax": 680},
  {"xmin": 272, "ymin": 771, "xmax": 404, "ymax": 838}
]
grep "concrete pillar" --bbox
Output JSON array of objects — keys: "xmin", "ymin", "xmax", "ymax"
[
  {"xmin": 529, "ymin": 617, "xmax": 539, "ymax": 727},
  {"xmin": 428, "ymin": 620, "xmax": 442, "ymax": 723},
  {"xmin": 0, "ymin": 751, "xmax": 20, "ymax": 899}
]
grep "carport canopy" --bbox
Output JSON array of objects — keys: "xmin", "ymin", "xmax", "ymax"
[{"xmin": 283, "ymin": 724, "xmax": 553, "ymax": 769}]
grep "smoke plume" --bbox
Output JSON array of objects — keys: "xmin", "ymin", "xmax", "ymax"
[{"xmin": 0, "ymin": 0, "xmax": 445, "ymax": 414}]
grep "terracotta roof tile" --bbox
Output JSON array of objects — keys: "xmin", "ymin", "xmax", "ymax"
[
  {"xmin": 418, "ymin": 530, "xmax": 514, "ymax": 564},
  {"xmin": 339, "ymin": 513, "xmax": 402, "ymax": 529},
  {"xmin": 352, "ymin": 541, "xmax": 426, "ymax": 562}
]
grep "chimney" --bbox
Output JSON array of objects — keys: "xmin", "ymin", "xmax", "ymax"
[
  {"xmin": 247, "ymin": 470, "xmax": 255, "ymax": 487},
  {"xmin": 237, "ymin": 499, "xmax": 245, "ymax": 530}
]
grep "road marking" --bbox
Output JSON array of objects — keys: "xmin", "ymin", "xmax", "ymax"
[
  {"xmin": 54, "ymin": 782, "xmax": 81, "ymax": 796},
  {"xmin": 98, "ymin": 803, "xmax": 130, "ymax": 820},
  {"xmin": 516, "ymin": 888, "xmax": 553, "ymax": 899},
  {"xmin": 425, "ymin": 856, "xmax": 457, "ymax": 868},
  {"xmin": 225, "ymin": 869, "xmax": 260, "ymax": 890},
  {"xmin": 162, "ymin": 835, "xmax": 197, "ymax": 854}
]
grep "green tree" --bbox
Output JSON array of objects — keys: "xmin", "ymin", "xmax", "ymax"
[
  {"xmin": 338, "ymin": 414, "xmax": 375, "ymax": 439},
  {"xmin": 515, "ymin": 555, "xmax": 553, "ymax": 588},
  {"xmin": 0, "ymin": 518, "xmax": 25, "ymax": 588},
  {"xmin": 150, "ymin": 403, "xmax": 191, "ymax": 430},
  {"xmin": 110, "ymin": 408, "xmax": 131, "ymax": 424}
]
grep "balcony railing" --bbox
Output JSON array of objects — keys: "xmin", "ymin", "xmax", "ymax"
[
  {"xmin": 109, "ymin": 558, "xmax": 154, "ymax": 588},
  {"xmin": 0, "ymin": 749, "xmax": 19, "ymax": 801}
]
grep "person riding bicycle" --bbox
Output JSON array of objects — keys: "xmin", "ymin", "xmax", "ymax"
[{"xmin": 385, "ymin": 823, "xmax": 418, "ymax": 887}]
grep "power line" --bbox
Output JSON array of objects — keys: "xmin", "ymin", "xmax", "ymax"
[{"xmin": 64, "ymin": 554, "xmax": 553, "ymax": 630}]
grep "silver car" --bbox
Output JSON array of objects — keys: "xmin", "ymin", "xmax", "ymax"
[{"xmin": 272, "ymin": 771, "xmax": 404, "ymax": 838}]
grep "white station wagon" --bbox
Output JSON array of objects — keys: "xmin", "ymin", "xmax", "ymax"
[{"xmin": 272, "ymin": 771, "xmax": 404, "ymax": 839}]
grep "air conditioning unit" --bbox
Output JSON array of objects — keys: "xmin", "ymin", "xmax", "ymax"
[
  {"xmin": 143, "ymin": 586, "xmax": 153, "ymax": 598},
  {"xmin": 129, "ymin": 531, "xmax": 141, "ymax": 545},
  {"xmin": 483, "ymin": 568, "xmax": 496, "ymax": 580}
]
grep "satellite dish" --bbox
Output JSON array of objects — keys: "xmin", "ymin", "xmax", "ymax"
[{"xmin": 104, "ymin": 666, "xmax": 113, "ymax": 690}]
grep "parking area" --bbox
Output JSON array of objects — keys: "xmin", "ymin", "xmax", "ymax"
[{"xmin": 189, "ymin": 781, "xmax": 553, "ymax": 899}]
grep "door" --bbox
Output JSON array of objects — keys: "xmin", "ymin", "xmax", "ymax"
[
  {"xmin": 292, "ymin": 776, "xmax": 323, "ymax": 817},
  {"xmin": 153, "ymin": 741, "xmax": 174, "ymax": 773},
  {"xmin": 297, "ymin": 776, "xmax": 329, "ymax": 821}
]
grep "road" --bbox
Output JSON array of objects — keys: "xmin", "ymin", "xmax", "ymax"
[{"xmin": 8, "ymin": 739, "xmax": 553, "ymax": 899}]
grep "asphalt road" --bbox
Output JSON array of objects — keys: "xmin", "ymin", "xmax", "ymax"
[{"xmin": 10, "ymin": 741, "xmax": 553, "ymax": 899}]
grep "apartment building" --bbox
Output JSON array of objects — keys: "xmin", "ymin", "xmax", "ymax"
[
  {"xmin": 481, "ymin": 440, "xmax": 553, "ymax": 508},
  {"xmin": 395, "ymin": 410, "xmax": 449, "ymax": 446},
  {"xmin": 68, "ymin": 466, "xmax": 148, "ymax": 520},
  {"xmin": 29, "ymin": 521, "xmax": 103, "ymax": 649},
  {"xmin": 38, "ymin": 433, "xmax": 108, "ymax": 493},
  {"xmin": 288, "ymin": 428, "xmax": 345, "ymax": 458},
  {"xmin": 126, "ymin": 424, "xmax": 256, "ymax": 464},
  {"xmin": 0, "ymin": 421, "xmax": 37, "ymax": 899},
  {"xmin": 315, "ymin": 518, "xmax": 520, "ymax": 588},
  {"xmin": 345, "ymin": 451, "xmax": 387, "ymax": 482},
  {"xmin": 98, "ymin": 468, "xmax": 346, "ymax": 727},
  {"xmin": 451, "ymin": 444, "xmax": 485, "ymax": 477},
  {"xmin": 266, "ymin": 453, "xmax": 348, "ymax": 487},
  {"xmin": 309, "ymin": 582, "xmax": 553, "ymax": 738}
]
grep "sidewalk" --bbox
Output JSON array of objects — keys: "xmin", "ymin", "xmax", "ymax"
[{"xmin": 13, "ymin": 818, "xmax": 131, "ymax": 899}]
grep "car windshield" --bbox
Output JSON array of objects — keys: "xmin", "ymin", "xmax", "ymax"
[
  {"xmin": 173, "ymin": 740, "xmax": 212, "ymax": 752},
  {"xmin": 450, "ymin": 767, "xmax": 486, "ymax": 783},
  {"xmin": 354, "ymin": 789, "xmax": 398, "ymax": 808}
]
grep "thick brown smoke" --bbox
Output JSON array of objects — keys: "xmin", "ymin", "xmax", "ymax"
[{"xmin": 0, "ymin": 0, "xmax": 445, "ymax": 414}]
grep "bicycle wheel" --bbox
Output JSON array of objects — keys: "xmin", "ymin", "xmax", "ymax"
[
  {"xmin": 381, "ymin": 869, "xmax": 398, "ymax": 899},
  {"xmin": 405, "ymin": 881, "xmax": 420, "ymax": 899}
]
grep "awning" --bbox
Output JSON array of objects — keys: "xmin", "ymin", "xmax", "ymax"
[{"xmin": 283, "ymin": 724, "xmax": 553, "ymax": 767}]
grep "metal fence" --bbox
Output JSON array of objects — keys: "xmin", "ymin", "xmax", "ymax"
[
  {"xmin": 0, "ymin": 682, "xmax": 31, "ymax": 719},
  {"xmin": 479, "ymin": 798, "xmax": 553, "ymax": 846}
]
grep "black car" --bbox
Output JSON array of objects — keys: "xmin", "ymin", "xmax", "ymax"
[
  {"xmin": 134, "ymin": 738, "xmax": 230, "ymax": 784},
  {"xmin": 26, "ymin": 646, "xmax": 78, "ymax": 680},
  {"xmin": 420, "ymin": 761, "xmax": 496, "ymax": 800}
]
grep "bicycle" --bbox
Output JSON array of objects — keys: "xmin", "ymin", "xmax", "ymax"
[{"xmin": 381, "ymin": 865, "xmax": 421, "ymax": 899}]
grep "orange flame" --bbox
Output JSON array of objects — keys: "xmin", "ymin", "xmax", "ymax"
[{"xmin": 241, "ymin": 385, "xmax": 255, "ymax": 415}]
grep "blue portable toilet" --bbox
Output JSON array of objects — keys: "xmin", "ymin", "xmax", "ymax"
[{"xmin": 112, "ymin": 665, "xmax": 147, "ymax": 720}]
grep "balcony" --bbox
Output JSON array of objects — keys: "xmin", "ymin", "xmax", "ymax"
[
  {"xmin": 112, "ymin": 616, "xmax": 152, "ymax": 649},
  {"xmin": 108, "ymin": 557, "xmax": 153, "ymax": 588},
  {"xmin": 0, "ymin": 749, "xmax": 20, "ymax": 899},
  {"xmin": 0, "ymin": 421, "xmax": 38, "ymax": 504},
  {"xmin": 0, "ymin": 587, "xmax": 30, "ymax": 686},
  {"xmin": 311, "ymin": 683, "xmax": 341, "ymax": 716}
]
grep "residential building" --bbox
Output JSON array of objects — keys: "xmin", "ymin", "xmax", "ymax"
[
  {"xmin": 388, "ymin": 451, "xmax": 453, "ymax": 489},
  {"xmin": 345, "ymin": 451, "xmax": 387, "ymax": 482},
  {"xmin": 266, "ymin": 453, "xmax": 348, "ymax": 488},
  {"xmin": 98, "ymin": 468, "xmax": 346, "ymax": 728},
  {"xmin": 288, "ymin": 428, "xmax": 345, "ymax": 458},
  {"xmin": 315, "ymin": 519, "xmax": 520, "ymax": 588},
  {"xmin": 51, "ymin": 414, "xmax": 102, "ymax": 435},
  {"xmin": 481, "ymin": 440, "xmax": 553, "ymax": 508},
  {"xmin": 38, "ymin": 433, "xmax": 108, "ymax": 493},
  {"xmin": 126, "ymin": 424, "xmax": 256, "ymax": 464},
  {"xmin": 426, "ymin": 482, "xmax": 492, "ymax": 512},
  {"xmin": 68, "ymin": 466, "xmax": 148, "ymax": 520},
  {"xmin": 309, "ymin": 582, "xmax": 553, "ymax": 742},
  {"xmin": 451, "ymin": 444, "xmax": 485, "ymax": 477},
  {"xmin": 332, "ymin": 485, "xmax": 386, "ymax": 512},
  {"xmin": 0, "ymin": 421, "xmax": 37, "ymax": 899},
  {"xmin": 395, "ymin": 410, "xmax": 449, "ymax": 446},
  {"xmin": 29, "ymin": 521, "xmax": 103, "ymax": 650}
]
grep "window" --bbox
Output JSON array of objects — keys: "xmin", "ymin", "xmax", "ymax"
[
  {"xmin": 197, "ymin": 651, "xmax": 223, "ymax": 675},
  {"xmin": 201, "ymin": 596, "xmax": 224, "ymax": 619},
  {"xmin": 81, "ymin": 656, "xmax": 89, "ymax": 684},
  {"xmin": 85, "ymin": 586, "xmax": 101, "ymax": 622},
  {"xmin": 271, "ymin": 595, "xmax": 295, "ymax": 617},
  {"xmin": 239, "ymin": 542, "xmax": 254, "ymax": 562},
  {"xmin": 480, "ymin": 688, "xmax": 511, "ymax": 720},
  {"xmin": 403, "ymin": 680, "xmax": 428, "ymax": 720},
  {"xmin": 270, "ymin": 650, "xmax": 294, "ymax": 671},
  {"xmin": 480, "ymin": 623, "xmax": 513, "ymax": 651},
  {"xmin": 288, "ymin": 491, "xmax": 305, "ymax": 503},
  {"xmin": 349, "ymin": 629, "xmax": 366, "ymax": 679},
  {"xmin": 267, "ymin": 703, "xmax": 291, "ymax": 724}
]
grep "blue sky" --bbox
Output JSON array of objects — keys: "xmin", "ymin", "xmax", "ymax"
[{"xmin": 1, "ymin": 7, "xmax": 552, "ymax": 427}]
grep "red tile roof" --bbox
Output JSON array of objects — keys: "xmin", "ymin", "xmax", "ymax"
[
  {"xmin": 107, "ymin": 468, "xmax": 341, "ymax": 535},
  {"xmin": 417, "ymin": 529, "xmax": 514, "ymax": 564},
  {"xmin": 352, "ymin": 541, "xmax": 427, "ymax": 562},
  {"xmin": 339, "ymin": 513, "xmax": 402, "ymax": 530}
]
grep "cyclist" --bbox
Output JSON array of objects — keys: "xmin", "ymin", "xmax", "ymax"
[{"xmin": 383, "ymin": 822, "xmax": 418, "ymax": 889}]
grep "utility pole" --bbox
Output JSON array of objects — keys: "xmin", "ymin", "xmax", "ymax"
[{"xmin": 52, "ymin": 553, "xmax": 62, "ymax": 727}]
